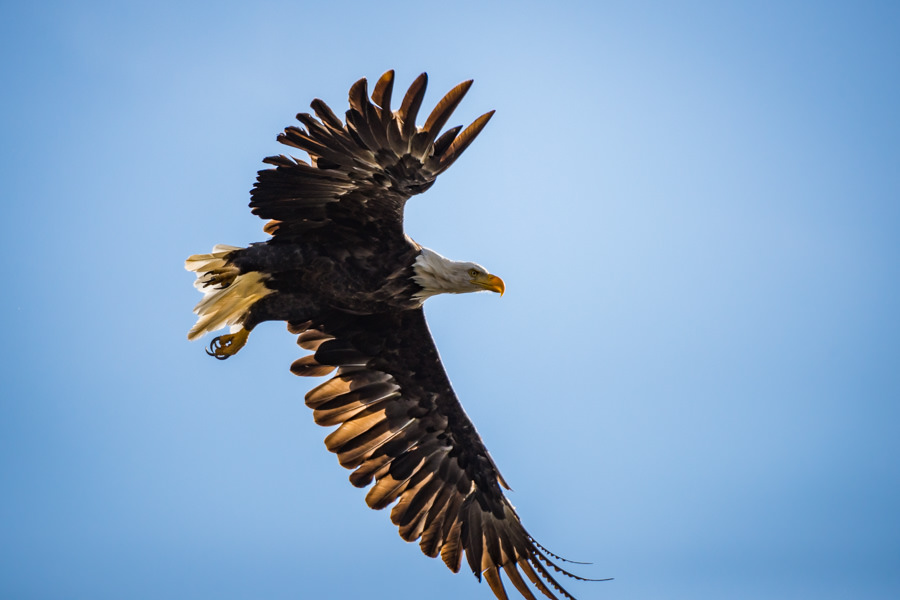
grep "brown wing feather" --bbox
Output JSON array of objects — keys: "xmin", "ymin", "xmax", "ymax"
[
  {"xmin": 288, "ymin": 309, "xmax": 603, "ymax": 600},
  {"xmin": 371, "ymin": 70, "xmax": 395, "ymax": 126},
  {"xmin": 249, "ymin": 71, "xmax": 494, "ymax": 245}
]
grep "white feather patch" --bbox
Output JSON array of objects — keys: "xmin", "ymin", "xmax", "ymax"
[
  {"xmin": 411, "ymin": 248, "xmax": 487, "ymax": 300},
  {"xmin": 185, "ymin": 245, "xmax": 272, "ymax": 340}
]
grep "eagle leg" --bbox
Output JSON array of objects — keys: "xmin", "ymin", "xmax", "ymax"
[{"xmin": 206, "ymin": 328, "xmax": 250, "ymax": 360}]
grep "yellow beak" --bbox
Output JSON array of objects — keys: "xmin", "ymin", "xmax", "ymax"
[{"xmin": 472, "ymin": 273, "xmax": 505, "ymax": 296}]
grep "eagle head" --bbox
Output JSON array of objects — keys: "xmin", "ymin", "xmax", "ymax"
[{"xmin": 412, "ymin": 248, "xmax": 505, "ymax": 301}]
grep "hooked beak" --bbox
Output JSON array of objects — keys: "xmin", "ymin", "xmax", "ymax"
[{"xmin": 472, "ymin": 273, "xmax": 505, "ymax": 296}]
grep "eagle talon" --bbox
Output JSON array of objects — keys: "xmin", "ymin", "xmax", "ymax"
[{"xmin": 205, "ymin": 329, "xmax": 249, "ymax": 360}]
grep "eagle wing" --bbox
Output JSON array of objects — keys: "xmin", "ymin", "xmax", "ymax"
[
  {"xmin": 290, "ymin": 309, "xmax": 599, "ymax": 600},
  {"xmin": 249, "ymin": 70, "xmax": 494, "ymax": 245}
]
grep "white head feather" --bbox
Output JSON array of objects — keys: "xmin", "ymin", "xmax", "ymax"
[{"xmin": 411, "ymin": 247, "xmax": 504, "ymax": 301}]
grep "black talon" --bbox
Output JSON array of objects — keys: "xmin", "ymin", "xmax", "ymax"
[{"xmin": 206, "ymin": 336, "xmax": 231, "ymax": 360}]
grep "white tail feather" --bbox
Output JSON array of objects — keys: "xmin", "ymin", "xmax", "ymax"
[{"xmin": 185, "ymin": 245, "xmax": 273, "ymax": 341}]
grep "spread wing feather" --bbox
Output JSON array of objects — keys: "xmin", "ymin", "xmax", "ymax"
[
  {"xmin": 290, "ymin": 309, "xmax": 602, "ymax": 599},
  {"xmin": 250, "ymin": 70, "xmax": 495, "ymax": 244}
]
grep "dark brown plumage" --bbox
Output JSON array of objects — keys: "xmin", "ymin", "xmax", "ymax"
[{"xmin": 186, "ymin": 71, "xmax": 603, "ymax": 599}]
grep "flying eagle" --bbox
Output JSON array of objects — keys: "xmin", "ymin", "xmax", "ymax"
[{"xmin": 186, "ymin": 71, "xmax": 601, "ymax": 600}]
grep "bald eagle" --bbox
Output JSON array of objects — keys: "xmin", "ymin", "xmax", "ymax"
[{"xmin": 186, "ymin": 71, "xmax": 601, "ymax": 600}]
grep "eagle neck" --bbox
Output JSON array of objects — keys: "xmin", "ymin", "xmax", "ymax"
[{"xmin": 411, "ymin": 248, "xmax": 463, "ymax": 301}]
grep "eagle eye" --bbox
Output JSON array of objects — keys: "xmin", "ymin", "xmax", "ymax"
[{"xmin": 468, "ymin": 269, "xmax": 479, "ymax": 278}]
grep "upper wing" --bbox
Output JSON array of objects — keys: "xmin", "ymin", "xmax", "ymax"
[
  {"xmin": 289, "ymin": 309, "xmax": 601, "ymax": 600},
  {"xmin": 250, "ymin": 71, "xmax": 495, "ymax": 244}
]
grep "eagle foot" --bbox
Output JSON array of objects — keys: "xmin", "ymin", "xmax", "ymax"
[
  {"xmin": 206, "ymin": 329, "xmax": 249, "ymax": 360},
  {"xmin": 201, "ymin": 272, "xmax": 235, "ymax": 289}
]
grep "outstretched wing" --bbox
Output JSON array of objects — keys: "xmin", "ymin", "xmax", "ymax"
[
  {"xmin": 250, "ymin": 71, "xmax": 495, "ymax": 245},
  {"xmin": 289, "ymin": 309, "xmax": 601, "ymax": 600}
]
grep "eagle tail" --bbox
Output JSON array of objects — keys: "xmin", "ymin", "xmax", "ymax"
[{"xmin": 185, "ymin": 244, "xmax": 273, "ymax": 341}]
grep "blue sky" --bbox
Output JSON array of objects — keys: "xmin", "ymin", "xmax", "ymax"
[{"xmin": 2, "ymin": 1, "xmax": 898, "ymax": 599}]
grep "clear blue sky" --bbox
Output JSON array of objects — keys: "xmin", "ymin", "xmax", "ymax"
[{"xmin": 2, "ymin": 1, "xmax": 898, "ymax": 599}]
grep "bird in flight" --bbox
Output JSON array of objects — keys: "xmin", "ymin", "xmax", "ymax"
[{"xmin": 186, "ymin": 70, "xmax": 601, "ymax": 599}]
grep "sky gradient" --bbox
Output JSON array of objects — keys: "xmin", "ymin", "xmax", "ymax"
[{"xmin": 2, "ymin": 1, "xmax": 898, "ymax": 599}]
